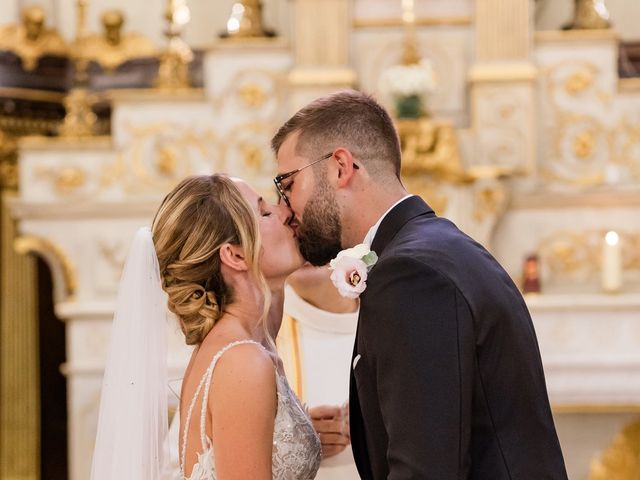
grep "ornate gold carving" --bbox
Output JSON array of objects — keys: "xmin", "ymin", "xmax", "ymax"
[
  {"xmin": 77, "ymin": 9, "xmax": 157, "ymax": 71},
  {"xmin": 473, "ymin": 186, "xmax": 507, "ymax": 223},
  {"xmin": 35, "ymin": 165, "xmax": 88, "ymax": 194},
  {"xmin": 571, "ymin": 0, "xmax": 611, "ymax": 30},
  {"xmin": 59, "ymin": 89, "xmax": 97, "ymax": 138},
  {"xmin": 239, "ymin": 142, "xmax": 263, "ymax": 170},
  {"xmin": 615, "ymin": 116, "xmax": 640, "ymax": 181},
  {"xmin": 155, "ymin": 0, "xmax": 193, "ymax": 90},
  {"xmin": 538, "ymin": 230, "xmax": 640, "ymax": 280},
  {"xmin": 238, "ymin": 82, "xmax": 267, "ymax": 108},
  {"xmin": 589, "ymin": 419, "xmax": 640, "ymax": 480},
  {"xmin": 213, "ymin": 69, "xmax": 286, "ymax": 113},
  {"xmin": 155, "ymin": 144, "xmax": 178, "ymax": 176},
  {"xmin": 540, "ymin": 61, "xmax": 621, "ymax": 185},
  {"xmin": 14, "ymin": 235, "xmax": 76, "ymax": 299},
  {"xmin": 0, "ymin": 131, "xmax": 18, "ymax": 191},
  {"xmin": 573, "ymin": 129, "xmax": 597, "ymax": 159},
  {"xmin": 221, "ymin": 121, "xmax": 277, "ymax": 177},
  {"xmin": 0, "ymin": 6, "xmax": 68, "ymax": 70},
  {"xmin": 106, "ymin": 122, "xmax": 218, "ymax": 192},
  {"xmin": 565, "ymin": 70, "xmax": 594, "ymax": 95}
]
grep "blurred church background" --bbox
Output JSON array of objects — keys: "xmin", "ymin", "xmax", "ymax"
[{"xmin": 0, "ymin": 1, "xmax": 639, "ymax": 479}]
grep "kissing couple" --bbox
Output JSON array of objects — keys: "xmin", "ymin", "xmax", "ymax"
[{"xmin": 91, "ymin": 91, "xmax": 567, "ymax": 479}]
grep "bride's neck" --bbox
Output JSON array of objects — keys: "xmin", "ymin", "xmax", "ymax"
[{"xmin": 219, "ymin": 275, "xmax": 285, "ymax": 344}]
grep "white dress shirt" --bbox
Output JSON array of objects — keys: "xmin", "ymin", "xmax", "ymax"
[{"xmin": 362, "ymin": 195, "xmax": 414, "ymax": 247}]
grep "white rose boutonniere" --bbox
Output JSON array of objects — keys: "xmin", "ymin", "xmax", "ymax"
[{"xmin": 329, "ymin": 244, "xmax": 378, "ymax": 298}]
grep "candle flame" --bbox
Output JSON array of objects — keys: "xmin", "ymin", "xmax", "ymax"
[{"xmin": 605, "ymin": 231, "xmax": 619, "ymax": 246}]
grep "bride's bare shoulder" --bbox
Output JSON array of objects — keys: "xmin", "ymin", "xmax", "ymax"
[{"xmin": 209, "ymin": 340, "xmax": 276, "ymax": 392}]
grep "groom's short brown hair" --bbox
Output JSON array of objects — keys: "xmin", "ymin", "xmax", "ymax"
[{"xmin": 271, "ymin": 90, "xmax": 402, "ymax": 179}]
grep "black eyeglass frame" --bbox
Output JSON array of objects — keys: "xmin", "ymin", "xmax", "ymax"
[{"xmin": 273, "ymin": 152, "xmax": 359, "ymax": 207}]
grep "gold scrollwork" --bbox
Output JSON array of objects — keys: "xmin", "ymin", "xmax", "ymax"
[
  {"xmin": 0, "ymin": 130, "xmax": 18, "ymax": 190},
  {"xmin": 35, "ymin": 165, "xmax": 88, "ymax": 195},
  {"xmin": 538, "ymin": 230, "xmax": 640, "ymax": 279},
  {"xmin": 238, "ymin": 142, "xmax": 263, "ymax": 170},
  {"xmin": 108, "ymin": 122, "xmax": 218, "ymax": 193},
  {"xmin": 155, "ymin": 144, "xmax": 178, "ymax": 176},
  {"xmin": 473, "ymin": 185, "xmax": 507, "ymax": 223},
  {"xmin": 541, "ymin": 59, "xmax": 640, "ymax": 184},
  {"xmin": 238, "ymin": 82, "xmax": 267, "ymax": 108},
  {"xmin": 573, "ymin": 129, "xmax": 597, "ymax": 159},
  {"xmin": 213, "ymin": 69, "xmax": 286, "ymax": 114},
  {"xmin": 220, "ymin": 121, "xmax": 277, "ymax": 176},
  {"xmin": 565, "ymin": 69, "xmax": 594, "ymax": 95},
  {"xmin": 589, "ymin": 419, "xmax": 640, "ymax": 480},
  {"xmin": 14, "ymin": 235, "xmax": 76, "ymax": 299},
  {"xmin": 547, "ymin": 112, "xmax": 610, "ymax": 185}
]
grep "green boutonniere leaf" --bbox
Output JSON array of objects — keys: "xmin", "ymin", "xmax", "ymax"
[{"xmin": 361, "ymin": 251, "xmax": 378, "ymax": 268}]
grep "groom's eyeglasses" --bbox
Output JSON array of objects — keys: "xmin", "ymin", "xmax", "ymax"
[{"xmin": 273, "ymin": 152, "xmax": 359, "ymax": 207}]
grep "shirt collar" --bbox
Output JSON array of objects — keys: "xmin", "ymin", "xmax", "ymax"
[{"xmin": 362, "ymin": 195, "xmax": 414, "ymax": 247}]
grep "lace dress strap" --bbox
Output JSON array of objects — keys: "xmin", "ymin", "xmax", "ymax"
[{"xmin": 179, "ymin": 339, "xmax": 265, "ymax": 475}]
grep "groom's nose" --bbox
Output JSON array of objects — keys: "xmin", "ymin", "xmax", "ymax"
[{"xmin": 275, "ymin": 202, "xmax": 294, "ymax": 225}]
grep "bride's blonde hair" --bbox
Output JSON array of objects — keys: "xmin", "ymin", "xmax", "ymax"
[{"xmin": 151, "ymin": 175, "xmax": 271, "ymax": 346}]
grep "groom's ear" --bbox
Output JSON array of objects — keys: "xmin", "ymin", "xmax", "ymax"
[
  {"xmin": 219, "ymin": 243, "xmax": 249, "ymax": 272},
  {"xmin": 333, "ymin": 148, "xmax": 358, "ymax": 188}
]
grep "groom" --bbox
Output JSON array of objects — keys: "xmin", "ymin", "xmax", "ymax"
[{"xmin": 272, "ymin": 90, "xmax": 568, "ymax": 479}]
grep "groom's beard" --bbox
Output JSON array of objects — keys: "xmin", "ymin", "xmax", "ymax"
[{"xmin": 296, "ymin": 178, "xmax": 342, "ymax": 266}]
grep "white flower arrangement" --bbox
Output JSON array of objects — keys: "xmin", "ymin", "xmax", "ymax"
[
  {"xmin": 329, "ymin": 244, "xmax": 378, "ymax": 299},
  {"xmin": 378, "ymin": 59, "xmax": 437, "ymax": 98}
]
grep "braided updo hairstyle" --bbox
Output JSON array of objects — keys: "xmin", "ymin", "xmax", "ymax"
[{"xmin": 151, "ymin": 175, "xmax": 265, "ymax": 345}]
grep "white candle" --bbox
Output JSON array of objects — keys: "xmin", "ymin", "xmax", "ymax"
[{"xmin": 601, "ymin": 231, "xmax": 622, "ymax": 293}]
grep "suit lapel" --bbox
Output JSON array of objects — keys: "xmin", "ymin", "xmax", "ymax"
[{"xmin": 369, "ymin": 195, "xmax": 435, "ymax": 257}]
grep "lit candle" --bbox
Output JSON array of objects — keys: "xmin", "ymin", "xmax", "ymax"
[{"xmin": 601, "ymin": 231, "xmax": 622, "ymax": 293}]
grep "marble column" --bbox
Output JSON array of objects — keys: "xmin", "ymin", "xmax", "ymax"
[
  {"xmin": 468, "ymin": 0, "xmax": 537, "ymax": 175},
  {"xmin": 288, "ymin": 0, "xmax": 356, "ymax": 113}
]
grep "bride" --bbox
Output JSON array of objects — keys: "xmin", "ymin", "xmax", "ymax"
[{"xmin": 91, "ymin": 175, "xmax": 321, "ymax": 480}]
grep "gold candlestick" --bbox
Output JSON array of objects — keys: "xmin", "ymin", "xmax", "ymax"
[
  {"xmin": 155, "ymin": 0, "xmax": 193, "ymax": 90},
  {"xmin": 401, "ymin": 0, "xmax": 420, "ymax": 65}
]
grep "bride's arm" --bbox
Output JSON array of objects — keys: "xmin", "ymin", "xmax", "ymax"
[{"xmin": 209, "ymin": 343, "xmax": 277, "ymax": 479}]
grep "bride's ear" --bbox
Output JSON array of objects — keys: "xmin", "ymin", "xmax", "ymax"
[{"xmin": 219, "ymin": 243, "xmax": 248, "ymax": 272}]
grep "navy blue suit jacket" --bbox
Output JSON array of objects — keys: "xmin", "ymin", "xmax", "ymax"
[{"xmin": 349, "ymin": 196, "xmax": 567, "ymax": 479}]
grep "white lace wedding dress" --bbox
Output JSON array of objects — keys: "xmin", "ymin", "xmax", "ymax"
[{"xmin": 180, "ymin": 340, "xmax": 322, "ymax": 480}]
